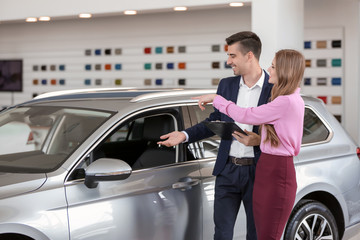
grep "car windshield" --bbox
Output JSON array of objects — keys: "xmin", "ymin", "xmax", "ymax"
[{"xmin": 0, "ymin": 106, "xmax": 113, "ymax": 173}]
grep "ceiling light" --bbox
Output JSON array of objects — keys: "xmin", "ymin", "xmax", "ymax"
[
  {"xmin": 26, "ymin": 17, "xmax": 37, "ymax": 22},
  {"xmin": 174, "ymin": 6, "xmax": 187, "ymax": 11},
  {"xmin": 229, "ymin": 2, "xmax": 244, "ymax": 7},
  {"xmin": 124, "ymin": 10, "xmax": 137, "ymax": 15},
  {"xmin": 79, "ymin": 13, "xmax": 92, "ymax": 18},
  {"xmin": 39, "ymin": 16, "xmax": 51, "ymax": 21}
]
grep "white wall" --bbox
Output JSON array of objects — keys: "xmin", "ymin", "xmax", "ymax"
[
  {"xmin": 252, "ymin": 0, "xmax": 304, "ymax": 68},
  {"xmin": 0, "ymin": 7, "xmax": 251, "ymax": 106},
  {"xmin": 304, "ymin": 0, "xmax": 360, "ymax": 143}
]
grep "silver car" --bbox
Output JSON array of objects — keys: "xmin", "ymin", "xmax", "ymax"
[{"xmin": 0, "ymin": 88, "xmax": 359, "ymax": 240}]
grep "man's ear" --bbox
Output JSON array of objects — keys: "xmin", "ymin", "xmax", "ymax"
[{"xmin": 247, "ymin": 51, "xmax": 255, "ymax": 61}]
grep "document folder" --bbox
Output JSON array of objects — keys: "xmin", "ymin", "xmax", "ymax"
[{"xmin": 204, "ymin": 121, "xmax": 247, "ymax": 140}]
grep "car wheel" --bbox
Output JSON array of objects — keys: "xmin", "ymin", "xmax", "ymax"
[{"xmin": 284, "ymin": 200, "xmax": 339, "ymax": 240}]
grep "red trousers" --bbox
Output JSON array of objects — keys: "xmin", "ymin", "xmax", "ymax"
[{"xmin": 253, "ymin": 153, "xmax": 297, "ymax": 240}]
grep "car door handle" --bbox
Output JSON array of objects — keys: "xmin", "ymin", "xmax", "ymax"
[{"xmin": 172, "ymin": 177, "xmax": 200, "ymax": 191}]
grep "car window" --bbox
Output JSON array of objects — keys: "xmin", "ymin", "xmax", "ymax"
[
  {"xmin": 0, "ymin": 106, "xmax": 113, "ymax": 173},
  {"xmin": 302, "ymin": 107, "xmax": 330, "ymax": 145},
  {"xmin": 90, "ymin": 113, "xmax": 177, "ymax": 170},
  {"xmin": 107, "ymin": 118, "xmax": 144, "ymax": 142},
  {"xmin": 188, "ymin": 105, "xmax": 220, "ymax": 159}
]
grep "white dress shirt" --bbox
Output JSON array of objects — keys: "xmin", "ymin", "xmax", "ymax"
[{"xmin": 229, "ymin": 71, "xmax": 265, "ymax": 158}]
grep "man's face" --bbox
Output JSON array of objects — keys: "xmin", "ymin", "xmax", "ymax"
[{"xmin": 226, "ymin": 43, "xmax": 249, "ymax": 76}]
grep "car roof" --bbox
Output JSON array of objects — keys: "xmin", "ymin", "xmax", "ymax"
[
  {"xmin": 32, "ymin": 88, "xmax": 176, "ymax": 101},
  {"xmin": 11, "ymin": 87, "xmax": 324, "ymax": 113},
  {"xmin": 9, "ymin": 88, "xmax": 215, "ymax": 112}
]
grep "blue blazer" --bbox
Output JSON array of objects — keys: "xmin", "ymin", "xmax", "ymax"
[{"xmin": 185, "ymin": 70, "xmax": 273, "ymax": 176}]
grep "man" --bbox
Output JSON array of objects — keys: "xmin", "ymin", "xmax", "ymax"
[{"xmin": 158, "ymin": 31, "xmax": 273, "ymax": 240}]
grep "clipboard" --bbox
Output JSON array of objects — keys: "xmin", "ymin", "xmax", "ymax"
[{"xmin": 204, "ymin": 121, "xmax": 247, "ymax": 140}]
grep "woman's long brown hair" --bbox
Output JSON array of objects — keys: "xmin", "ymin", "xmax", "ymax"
[{"xmin": 262, "ymin": 49, "xmax": 305, "ymax": 147}]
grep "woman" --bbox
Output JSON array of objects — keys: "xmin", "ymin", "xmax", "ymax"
[{"xmin": 195, "ymin": 49, "xmax": 305, "ymax": 240}]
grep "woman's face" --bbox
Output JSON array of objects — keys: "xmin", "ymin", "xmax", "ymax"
[{"xmin": 267, "ymin": 58, "xmax": 278, "ymax": 84}]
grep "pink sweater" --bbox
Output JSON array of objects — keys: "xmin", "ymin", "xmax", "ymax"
[{"xmin": 213, "ymin": 88, "xmax": 304, "ymax": 156}]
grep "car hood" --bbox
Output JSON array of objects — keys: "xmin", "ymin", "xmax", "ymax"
[{"xmin": 0, "ymin": 172, "xmax": 46, "ymax": 199}]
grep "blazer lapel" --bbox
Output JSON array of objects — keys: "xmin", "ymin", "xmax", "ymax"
[{"xmin": 230, "ymin": 76, "xmax": 241, "ymax": 103}]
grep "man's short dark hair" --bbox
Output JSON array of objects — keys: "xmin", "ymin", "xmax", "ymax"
[{"xmin": 225, "ymin": 31, "xmax": 262, "ymax": 60}]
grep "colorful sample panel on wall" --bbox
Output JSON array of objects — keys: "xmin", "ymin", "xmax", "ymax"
[
  {"xmin": 303, "ymin": 27, "xmax": 344, "ymax": 122},
  {"xmin": 26, "ymin": 39, "xmax": 233, "ymax": 101}
]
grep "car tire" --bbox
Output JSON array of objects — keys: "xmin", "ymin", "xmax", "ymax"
[
  {"xmin": 284, "ymin": 200, "xmax": 339, "ymax": 240},
  {"xmin": 0, "ymin": 234, "xmax": 34, "ymax": 240}
]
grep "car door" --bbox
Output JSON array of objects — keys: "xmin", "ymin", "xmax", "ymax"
[
  {"xmin": 64, "ymin": 106, "xmax": 203, "ymax": 240},
  {"xmin": 186, "ymin": 103, "xmax": 248, "ymax": 240}
]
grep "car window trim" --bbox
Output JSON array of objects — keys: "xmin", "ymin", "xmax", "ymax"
[
  {"xmin": 186, "ymin": 102, "xmax": 222, "ymax": 160},
  {"xmin": 187, "ymin": 102, "xmax": 204, "ymax": 125}
]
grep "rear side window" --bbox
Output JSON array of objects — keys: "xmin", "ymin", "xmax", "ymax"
[{"xmin": 302, "ymin": 107, "xmax": 330, "ymax": 145}]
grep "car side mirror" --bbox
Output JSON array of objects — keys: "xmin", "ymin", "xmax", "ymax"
[{"xmin": 84, "ymin": 158, "xmax": 132, "ymax": 189}]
